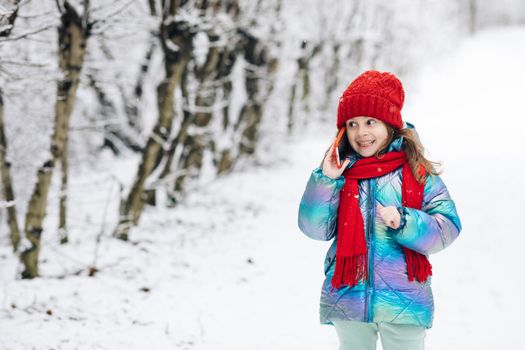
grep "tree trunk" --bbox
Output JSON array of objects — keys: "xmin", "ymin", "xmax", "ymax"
[
  {"xmin": 125, "ymin": 40, "xmax": 156, "ymax": 133},
  {"xmin": 322, "ymin": 43, "xmax": 341, "ymax": 114},
  {"xmin": 158, "ymin": 2, "xmax": 235, "ymax": 204},
  {"xmin": 158, "ymin": 67, "xmax": 191, "ymax": 175},
  {"xmin": 202, "ymin": 2, "xmax": 240, "ymax": 176},
  {"xmin": 214, "ymin": 46, "xmax": 239, "ymax": 175},
  {"xmin": 469, "ymin": 0, "xmax": 477, "ymax": 34},
  {"xmin": 59, "ymin": 140, "xmax": 68, "ymax": 244},
  {"xmin": 21, "ymin": 162, "xmax": 53, "ymax": 278},
  {"xmin": 114, "ymin": 3, "xmax": 193, "ymax": 240},
  {"xmin": 21, "ymin": 1, "xmax": 89, "ymax": 278},
  {"xmin": 287, "ymin": 80, "xmax": 297, "ymax": 135},
  {"xmin": 0, "ymin": 89, "xmax": 21, "ymax": 251},
  {"xmin": 286, "ymin": 40, "xmax": 321, "ymax": 134},
  {"xmin": 169, "ymin": 29, "xmax": 222, "ymax": 203},
  {"xmin": 234, "ymin": 30, "xmax": 277, "ymax": 158}
]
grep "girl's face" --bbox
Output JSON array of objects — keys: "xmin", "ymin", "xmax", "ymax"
[{"xmin": 345, "ymin": 116, "xmax": 389, "ymax": 157}]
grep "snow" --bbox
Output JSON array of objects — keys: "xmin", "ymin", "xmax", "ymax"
[{"xmin": 1, "ymin": 25, "xmax": 525, "ymax": 349}]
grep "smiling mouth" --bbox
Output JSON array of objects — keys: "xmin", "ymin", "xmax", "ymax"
[{"xmin": 357, "ymin": 140, "xmax": 375, "ymax": 148}]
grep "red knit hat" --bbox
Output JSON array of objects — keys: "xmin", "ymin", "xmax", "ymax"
[{"xmin": 336, "ymin": 70, "xmax": 405, "ymax": 130}]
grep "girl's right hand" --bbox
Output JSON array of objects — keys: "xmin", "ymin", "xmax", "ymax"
[{"xmin": 322, "ymin": 143, "xmax": 351, "ymax": 179}]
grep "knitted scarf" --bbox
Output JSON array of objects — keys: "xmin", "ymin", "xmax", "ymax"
[{"xmin": 331, "ymin": 151, "xmax": 432, "ymax": 289}]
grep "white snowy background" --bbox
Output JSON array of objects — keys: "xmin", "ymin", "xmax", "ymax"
[{"xmin": 1, "ymin": 1, "xmax": 525, "ymax": 349}]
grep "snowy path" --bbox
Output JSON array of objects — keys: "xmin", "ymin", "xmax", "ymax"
[
  {"xmin": 401, "ymin": 26, "xmax": 525, "ymax": 350},
  {"xmin": 1, "ymin": 26, "xmax": 525, "ymax": 349}
]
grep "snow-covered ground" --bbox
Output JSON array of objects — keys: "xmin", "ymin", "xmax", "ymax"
[{"xmin": 1, "ymin": 26, "xmax": 525, "ymax": 349}]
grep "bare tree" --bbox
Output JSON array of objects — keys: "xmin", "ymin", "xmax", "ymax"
[
  {"xmin": 90, "ymin": 6, "xmax": 157, "ymax": 156},
  {"xmin": 159, "ymin": 0, "xmax": 280, "ymax": 203},
  {"xmin": 165, "ymin": 0, "xmax": 231, "ymax": 204},
  {"xmin": 287, "ymin": 40, "xmax": 322, "ymax": 133},
  {"xmin": 213, "ymin": 0, "xmax": 280, "ymax": 172},
  {"xmin": 114, "ymin": 0, "xmax": 195, "ymax": 240},
  {"xmin": 0, "ymin": 89, "xmax": 20, "ymax": 251},
  {"xmin": 115, "ymin": 0, "xmax": 281, "ymax": 223},
  {"xmin": 233, "ymin": 28, "xmax": 279, "ymax": 158},
  {"xmin": 0, "ymin": 0, "xmax": 20, "ymax": 37},
  {"xmin": 215, "ymin": 47, "xmax": 239, "ymax": 174},
  {"xmin": 0, "ymin": 0, "xmax": 23, "ymax": 251},
  {"xmin": 21, "ymin": 0, "xmax": 92, "ymax": 278},
  {"xmin": 187, "ymin": 0, "xmax": 241, "ymax": 177}
]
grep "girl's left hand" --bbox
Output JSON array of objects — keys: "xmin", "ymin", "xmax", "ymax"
[{"xmin": 377, "ymin": 204, "xmax": 401, "ymax": 229}]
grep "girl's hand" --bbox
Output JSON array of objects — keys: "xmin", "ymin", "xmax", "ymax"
[
  {"xmin": 377, "ymin": 203, "xmax": 401, "ymax": 229},
  {"xmin": 322, "ymin": 143, "xmax": 350, "ymax": 179}
]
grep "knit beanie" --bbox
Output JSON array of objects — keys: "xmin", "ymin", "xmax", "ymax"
[{"xmin": 336, "ymin": 70, "xmax": 405, "ymax": 130}]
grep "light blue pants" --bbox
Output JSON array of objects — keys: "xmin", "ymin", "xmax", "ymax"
[{"xmin": 332, "ymin": 320, "xmax": 426, "ymax": 350}]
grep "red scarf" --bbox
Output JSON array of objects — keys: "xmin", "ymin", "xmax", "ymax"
[{"xmin": 331, "ymin": 151, "xmax": 432, "ymax": 289}]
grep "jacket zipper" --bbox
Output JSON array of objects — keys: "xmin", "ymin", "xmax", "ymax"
[{"xmin": 364, "ymin": 179, "xmax": 376, "ymax": 322}]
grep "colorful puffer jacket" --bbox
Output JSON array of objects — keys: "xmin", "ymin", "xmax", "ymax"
[{"xmin": 297, "ymin": 137, "xmax": 461, "ymax": 329}]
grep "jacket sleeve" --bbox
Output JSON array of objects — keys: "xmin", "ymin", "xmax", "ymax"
[
  {"xmin": 393, "ymin": 174, "xmax": 462, "ymax": 255},
  {"xmin": 298, "ymin": 167, "xmax": 345, "ymax": 241}
]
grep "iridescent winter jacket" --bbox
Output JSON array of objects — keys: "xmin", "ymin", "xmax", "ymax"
[{"xmin": 297, "ymin": 136, "xmax": 461, "ymax": 329}]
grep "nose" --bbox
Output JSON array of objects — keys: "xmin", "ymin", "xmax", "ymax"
[{"xmin": 356, "ymin": 126, "xmax": 369, "ymax": 137}]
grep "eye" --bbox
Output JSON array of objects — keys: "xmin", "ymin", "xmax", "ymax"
[
  {"xmin": 347, "ymin": 121, "xmax": 356, "ymax": 128},
  {"xmin": 367, "ymin": 119, "xmax": 377, "ymax": 125}
]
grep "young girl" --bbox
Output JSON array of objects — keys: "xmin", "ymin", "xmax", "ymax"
[{"xmin": 298, "ymin": 70, "xmax": 461, "ymax": 350}]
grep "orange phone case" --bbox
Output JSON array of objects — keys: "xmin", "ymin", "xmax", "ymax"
[{"xmin": 332, "ymin": 127, "xmax": 346, "ymax": 168}]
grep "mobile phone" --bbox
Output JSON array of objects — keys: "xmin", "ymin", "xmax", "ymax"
[{"xmin": 332, "ymin": 127, "xmax": 350, "ymax": 168}]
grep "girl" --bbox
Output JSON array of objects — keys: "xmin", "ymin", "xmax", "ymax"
[{"xmin": 297, "ymin": 70, "xmax": 461, "ymax": 350}]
